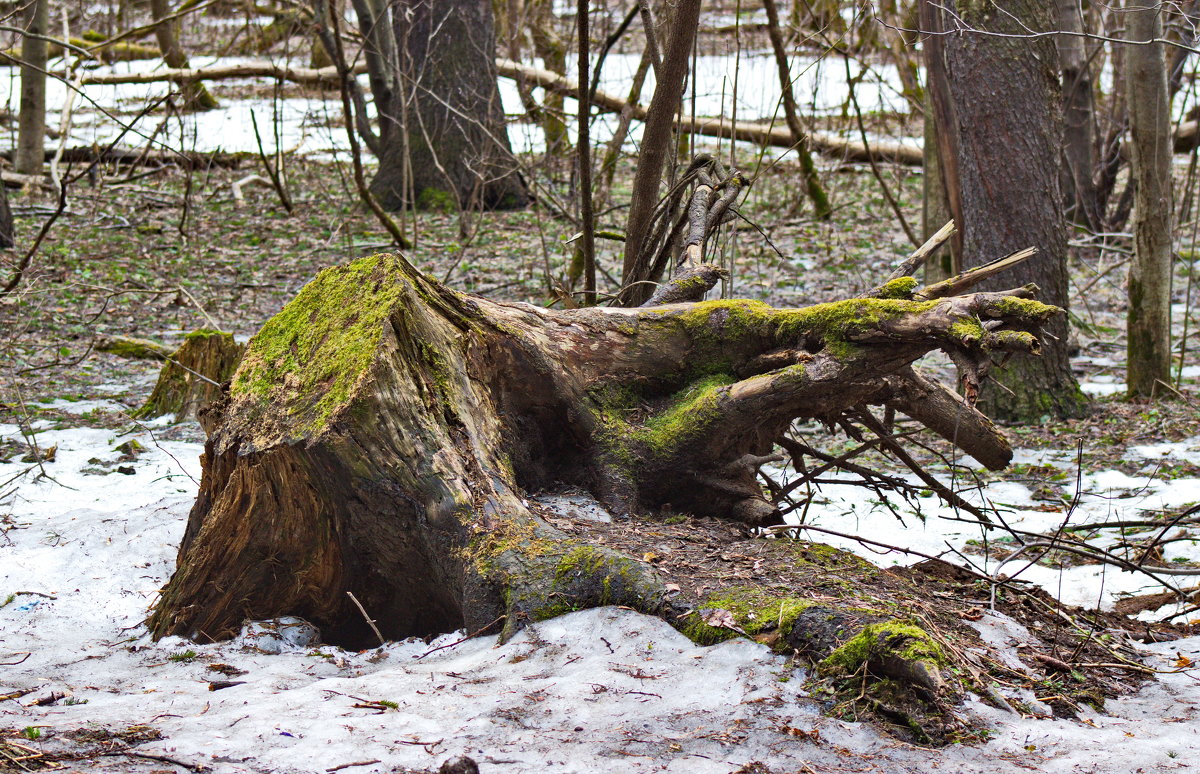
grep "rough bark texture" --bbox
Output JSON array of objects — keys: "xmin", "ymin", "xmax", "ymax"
[
  {"xmin": 368, "ymin": 0, "xmax": 528, "ymax": 211},
  {"xmin": 134, "ymin": 330, "xmax": 244, "ymax": 424},
  {"xmin": 14, "ymin": 0, "xmax": 48, "ymax": 176},
  {"xmin": 1125, "ymin": 1, "xmax": 1174, "ymax": 398},
  {"xmin": 147, "ymin": 251, "xmax": 1060, "ymax": 653},
  {"xmin": 923, "ymin": 0, "xmax": 1087, "ymax": 421},
  {"xmin": 621, "ymin": 0, "xmax": 702, "ymax": 303}
]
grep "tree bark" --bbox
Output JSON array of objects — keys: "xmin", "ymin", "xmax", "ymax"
[
  {"xmin": 0, "ymin": 180, "xmax": 12, "ymax": 249},
  {"xmin": 621, "ymin": 0, "xmax": 703, "ymax": 305},
  {"xmin": 150, "ymin": 0, "xmax": 219, "ymax": 111},
  {"xmin": 147, "ymin": 248, "xmax": 1060, "ymax": 651},
  {"xmin": 1125, "ymin": 1, "xmax": 1174, "ymax": 398},
  {"xmin": 367, "ymin": 0, "xmax": 528, "ymax": 211},
  {"xmin": 1057, "ymin": 0, "xmax": 1101, "ymax": 230},
  {"xmin": 15, "ymin": 0, "xmax": 49, "ymax": 176},
  {"xmin": 762, "ymin": 0, "xmax": 831, "ymax": 219},
  {"xmin": 922, "ymin": 0, "xmax": 1087, "ymax": 421}
]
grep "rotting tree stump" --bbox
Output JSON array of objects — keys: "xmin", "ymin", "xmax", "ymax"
[
  {"xmin": 148, "ymin": 249, "xmax": 1057, "ymax": 647},
  {"xmin": 135, "ymin": 329, "xmax": 243, "ymax": 423}
]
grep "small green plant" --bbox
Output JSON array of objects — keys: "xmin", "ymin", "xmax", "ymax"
[
  {"xmin": 63, "ymin": 697, "xmax": 89, "ymax": 706},
  {"xmin": 376, "ymin": 699, "xmax": 399, "ymax": 710},
  {"xmin": 22, "ymin": 727, "xmax": 42, "ymax": 741},
  {"xmin": 169, "ymin": 649, "xmax": 198, "ymax": 663}
]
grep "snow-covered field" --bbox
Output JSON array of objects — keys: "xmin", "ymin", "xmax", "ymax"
[{"xmin": 3, "ymin": 406, "xmax": 1200, "ymax": 773}]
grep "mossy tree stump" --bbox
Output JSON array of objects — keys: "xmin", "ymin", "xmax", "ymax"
[
  {"xmin": 135, "ymin": 329, "xmax": 243, "ymax": 424},
  {"xmin": 148, "ymin": 252, "xmax": 1056, "ymax": 657}
]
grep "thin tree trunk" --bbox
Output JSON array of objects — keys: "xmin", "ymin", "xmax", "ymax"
[
  {"xmin": 577, "ymin": 0, "xmax": 595, "ymax": 304},
  {"xmin": 1126, "ymin": 0, "xmax": 1174, "ymax": 398},
  {"xmin": 620, "ymin": 0, "xmax": 702, "ymax": 305},
  {"xmin": 1057, "ymin": 0, "xmax": 1101, "ymax": 230},
  {"xmin": 921, "ymin": 89, "xmax": 955, "ymax": 282},
  {"xmin": 15, "ymin": 0, "xmax": 49, "ymax": 175},
  {"xmin": 761, "ymin": 0, "xmax": 830, "ymax": 219},
  {"xmin": 0, "ymin": 182, "xmax": 13, "ymax": 249},
  {"xmin": 150, "ymin": 0, "xmax": 218, "ymax": 111}
]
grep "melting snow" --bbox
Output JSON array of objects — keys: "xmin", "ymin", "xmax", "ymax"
[{"xmin": 2, "ymin": 424, "xmax": 1200, "ymax": 772}]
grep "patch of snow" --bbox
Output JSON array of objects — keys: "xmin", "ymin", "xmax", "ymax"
[{"xmin": 4, "ymin": 424, "xmax": 1200, "ymax": 772}]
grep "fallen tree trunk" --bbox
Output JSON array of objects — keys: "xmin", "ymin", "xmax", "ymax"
[
  {"xmin": 148, "ymin": 246, "xmax": 1056, "ymax": 645},
  {"xmin": 144, "ymin": 245, "xmax": 1066, "ymax": 741}
]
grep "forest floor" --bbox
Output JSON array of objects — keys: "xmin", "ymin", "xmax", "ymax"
[{"xmin": 4, "ymin": 153, "xmax": 1200, "ymax": 772}]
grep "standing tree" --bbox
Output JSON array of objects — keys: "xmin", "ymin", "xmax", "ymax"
[
  {"xmin": 921, "ymin": 0, "xmax": 1087, "ymax": 421},
  {"xmin": 1056, "ymin": 0, "xmax": 1101, "ymax": 230},
  {"xmin": 150, "ymin": 0, "xmax": 218, "ymax": 111},
  {"xmin": 0, "ymin": 182, "xmax": 12, "ymax": 249},
  {"xmin": 14, "ymin": 0, "xmax": 48, "ymax": 175},
  {"xmin": 361, "ymin": 0, "xmax": 528, "ymax": 211},
  {"xmin": 1125, "ymin": 0, "xmax": 1174, "ymax": 398}
]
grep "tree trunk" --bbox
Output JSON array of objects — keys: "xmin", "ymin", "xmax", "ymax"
[
  {"xmin": 15, "ymin": 0, "xmax": 48, "ymax": 176},
  {"xmin": 150, "ymin": 0, "xmax": 219, "ymax": 111},
  {"xmin": 921, "ymin": 89, "xmax": 955, "ymax": 283},
  {"xmin": 148, "ymin": 245, "xmax": 1061, "ymax": 654},
  {"xmin": 922, "ymin": 0, "xmax": 1087, "ymax": 421},
  {"xmin": 761, "ymin": 0, "xmax": 830, "ymax": 219},
  {"xmin": 1057, "ymin": 0, "xmax": 1101, "ymax": 230},
  {"xmin": 367, "ymin": 0, "xmax": 528, "ymax": 211},
  {"xmin": 620, "ymin": 0, "xmax": 703, "ymax": 304},
  {"xmin": 1125, "ymin": 1, "xmax": 1174, "ymax": 398},
  {"xmin": 0, "ymin": 181, "xmax": 12, "ymax": 249}
]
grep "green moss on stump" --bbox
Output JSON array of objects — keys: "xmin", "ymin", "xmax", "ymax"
[{"xmin": 232, "ymin": 254, "xmax": 415, "ymax": 433}]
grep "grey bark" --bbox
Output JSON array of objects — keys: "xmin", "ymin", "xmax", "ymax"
[
  {"xmin": 1125, "ymin": 1, "xmax": 1175, "ymax": 398},
  {"xmin": 921, "ymin": 0, "xmax": 1087, "ymax": 421},
  {"xmin": 1057, "ymin": 0, "xmax": 1101, "ymax": 230},
  {"xmin": 0, "ymin": 182, "xmax": 13, "ymax": 249},
  {"xmin": 367, "ymin": 0, "xmax": 528, "ymax": 211},
  {"xmin": 620, "ymin": 0, "xmax": 703, "ymax": 306},
  {"xmin": 15, "ymin": 0, "xmax": 48, "ymax": 175}
]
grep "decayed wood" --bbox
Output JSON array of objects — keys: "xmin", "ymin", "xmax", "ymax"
[
  {"xmin": 135, "ymin": 330, "xmax": 244, "ymax": 424},
  {"xmin": 147, "ymin": 239, "xmax": 1060, "ymax": 654}
]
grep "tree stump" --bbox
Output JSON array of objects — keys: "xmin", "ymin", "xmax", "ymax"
[
  {"xmin": 148, "ymin": 250, "xmax": 1059, "ymax": 649},
  {"xmin": 135, "ymin": 329, "xmax": 243, "ymax": 424}
]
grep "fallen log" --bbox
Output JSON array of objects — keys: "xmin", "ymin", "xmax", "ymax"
[
  {"xmin": 493, "ymin": 59, "xmax": 926, "ymax": 166},
  {"xmin": 148, "ymin": 241, "xmax": 1057, "ymax": 650}
]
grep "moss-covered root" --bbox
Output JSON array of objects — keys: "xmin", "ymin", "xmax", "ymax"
[
  {"xmin": 135, "ymin": 329, "xmax": 243, "ymax": 424},
  {"xmin": 471, "ymin": 525, "xmax": 678, "ymax": 642},
  {"xmin": 819, "ymin": 620, "xmax": 948, "ymax": 693}
]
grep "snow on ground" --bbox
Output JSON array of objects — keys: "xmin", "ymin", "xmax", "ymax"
[
  {"xmin": 0, "ymin": 50, "xmax": 909, "ymax": 161},
  {"xmin": 3, "ymin": 422, "xmax": 1200, "ymax": 773}
]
